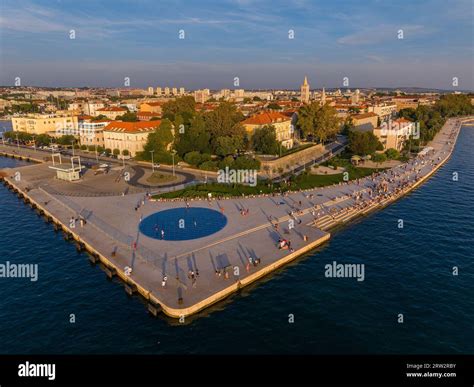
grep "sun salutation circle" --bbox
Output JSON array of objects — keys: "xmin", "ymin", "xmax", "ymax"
[{"xmin": 139, "ymin": 207, "xmax": 227, "ymax": 241}]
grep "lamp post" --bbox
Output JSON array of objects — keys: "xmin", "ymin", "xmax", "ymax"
[
  {"xmin": 150, "ymin": 150, "xmax": 155, "ymax": 173},
  {"xmin": 95, "ymin": 143, "xmax": 99, "ymax": 163},
  {"xmin": 172, "ymin": 150, "xmax": 177, "ymax": 176},
  {"xmin": 32, "ymin": 135, "xmax": 36, "ymax": 152},
  {"xmin": 15, "ymin": 133, "xmax": 20, "ymax": 150},
  {"xmin": 71, "ymin": 140, "xmax": 75, "ymax": 157}
]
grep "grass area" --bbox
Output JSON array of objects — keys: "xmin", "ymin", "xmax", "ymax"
[
  {"xmin": 146, "ymin": 172, "xmax": 178, "ymax": 184},
  {"xmin": 155, "ymin": 182, "xmax": 274, "ymax": 199},
  {"xmin": 291, "ymin": 166, "xmax": 383, "ymax": 190},
  {"xmin": 153, "ymin": 165, "xmax": 386, "ymax": 199}
]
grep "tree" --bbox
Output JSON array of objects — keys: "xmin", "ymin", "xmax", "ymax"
[
  {"xmin": 92, "ymin": 114, "xmax": 108, "ymax": 121},
  {"xmin": 80, "ymin": 144, "xmax": 87, "ymax": 150},
  {"xmin": 184, "ymin": 151, "xmax": 202, "ymax": 166},
  {"xmin": 105, "ymin": 148, "xmax": 112, "ymax": 155},
  {"xmin": 348, "ymin": 131, "xmax": 383, "ymax": 155},
  {"xmin": 251, "ymin": 125, "xmax": 280, "ymax": 155},
  {"xmin": 267, "ymin": 103, "xmax": 282, "ymax": 110},
  {"xmin": 297, "ymin": 102, "xmax": 341, "ymax": 142},
  {"xmin": 215, "ymin": 136, "xmax": 243, "ymax": 157},
  {"xmin": 116, "ymin": 112, "xmax": 138, "ymax": 122},
  {"xmin": 35, "ymin": 134, "xmax": 52, "ymax": 146},
  {"xmin": 385, "ymin": 148, "xmax": 400, "ymax": 160},
  {"xmin": 87, "ymin": 145, "xmax": 95, "ymax": 152},
  {"xmin": 140, "ymin": 119, "xmax": 174, "ymax": 161},
  {"xmin": 372, "ymin": 153, "xmax": 387, "ymax": 163},
  {"xmin": 204, "ymin": 102, "xmax": 246, "ymax": 152},
  {"xmin": 174, "ymin": 114, "xmax": 211, "ymax": 156},
  {"xmin": 57, "ymin": 135, "xmax": 76, "ymax": 146},
  {"xmin": 122, "ymin": 149, "xmax": 130, "ymax": 156},
  {"xmin": 113, "ymin": 148, "xmax": 120, "ymax": 156},
  {"xmin": 252, "ymin": 96, "xmax": 262, "ymax": 101},
  {"xmin": 341, "ymin": 117, "xmax": 354, "ymax": 135},
  {"xmin": 162, "ymin": 96, "xmax": 196, "ymax": 121}
]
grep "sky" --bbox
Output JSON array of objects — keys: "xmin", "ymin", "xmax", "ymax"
[{"xmin": 0, "ymin": 0, "xmax": 473, "ymax": 90}]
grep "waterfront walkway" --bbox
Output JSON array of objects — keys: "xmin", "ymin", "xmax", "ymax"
[{"xmin": 1, "ymin": 117, "xmax": 469, "ymax": 318}]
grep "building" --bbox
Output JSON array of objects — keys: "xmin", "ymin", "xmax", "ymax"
[
  {"xmin": 351, "ymin": 89, "xmax": 360, "ymax": 104},
  {"xmin": 120, "ymin": 102, "xmax": 138, "ymax": 112},
  {"xmin": 373, "ymin": 118, "xmax": 414, "ymax": 151},
  {"xmin": 156, "ymin": 87, "xmax": 162, "ymax": 96},
  {"xmin": 234, "ymin": 89, "xmax": 245, "ymax": 98},
  {"xmin": 241, "ymin": 111, "xmax": 294, "ymax": 149},
  {"xmin": 391, "ymin": 96, "xmax": 433, "ymax": 111},
  {"xmin": 147, "ymin": 87, "xmax": 154, "ymax": 96},
  {"xmin": 300, "ymin": 76, "xmax": 310, "ymax": 104},
  {"xmin": 194, "ymin": 89, "xmax": 210, "ymax": 103},
  {"xmin": 137, "ymin": 111, "xmax": 157, "ymax": 121},
  {"xmin": 95, "ymin": 106, "xmax": 127, "ymax": 120},
  {"xmin": 103, "ymin": 120, "xmax": 161, "ymax": 157},
  {"xmin": 172, "ymin": 87, "xmax": 178, "ymax": 95},
  {"xmin": 78, "ymin": 119, "xmax": 110, "ymax": 148},
  {"xmin": 350, "ymin": 112, "xmax": 379, "ymax": 132},
  {"xmin": 69, "ymin": 101, "xmax": 106, "ymax": 116},
  {"xmin": 164, "ymin": 87, "xmax": 170, "ymax": 96},
  {"xmin": 139, "ymin": 102, "xmax": 164, "ymax": 116},
  {"xmin": 12, "ymin": 113, "xmax": 78, "ymax": 135},
  {"xmin": 179, "ymin": 87, "xmax": 185, "ymax": 95},
  {"xmin": 368, "ymin": 103, "xmax": 397, "ymax": 123}
]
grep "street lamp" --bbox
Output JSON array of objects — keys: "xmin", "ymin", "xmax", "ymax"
[
  {"xmin": 71, "ymin": 140, "xmax": 75, "ymax": 157},
  {"xmin": 95, "ymin": 143, "xmax": 99, "ymax": 163},
  {"xmin": 15, "ymin": 133, "xmax": 19, "ymax": 150},
  {"xmin": 32, "ymin": 135, "xmax": 36, "ymax": 152},
  {"xmin": 150, "ymin": 150, "xmax": 155, "ymax": 173},
  {"xmin": 172, "ymin": 150, "xmax": 177, "ymax": 176}
]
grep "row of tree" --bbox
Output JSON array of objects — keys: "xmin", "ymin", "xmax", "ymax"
[{"xmin": 139, "ymin": 97, "xmax": 262, "ymax": 170}]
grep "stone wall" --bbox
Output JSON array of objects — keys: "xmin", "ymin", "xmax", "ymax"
[{"xmin": 259, "ymin": 143, "xmax": 325, "ymax": 176}]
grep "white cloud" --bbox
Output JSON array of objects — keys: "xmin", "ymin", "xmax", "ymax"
[{"xmin": 337, "ymin": 24, "xmax": 428, "ymax": 45}]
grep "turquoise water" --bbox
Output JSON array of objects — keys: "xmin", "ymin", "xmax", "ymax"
[
  {"xmin": 139, "ymin": 207, "xmax": 227, "ymax": 240},
  {"xmin": 0, "ymin": 127, "xmax": 472, "ymax": 354}
]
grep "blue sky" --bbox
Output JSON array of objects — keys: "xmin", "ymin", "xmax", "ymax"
[{"xmin": 0, "ymin": 0, "xmax": 473, "ymax": 89}]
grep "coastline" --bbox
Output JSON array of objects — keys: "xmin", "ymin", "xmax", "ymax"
[{"xmin": 0, "ymin": 116, "xmax": 471, "ymax": 319}]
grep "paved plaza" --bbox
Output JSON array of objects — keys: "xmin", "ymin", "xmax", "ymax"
[{"xmin": 0, "ymin": 117, "xmax": 469, "ymax": 317}]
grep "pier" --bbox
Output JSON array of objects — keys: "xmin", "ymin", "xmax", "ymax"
[{"xmin": 0, "ymin": 117, "xmax": 470, "ymax": 319}]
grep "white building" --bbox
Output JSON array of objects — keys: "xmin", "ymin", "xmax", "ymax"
[{"xmin": 194, "ymin": 89, "xmax": 210, "ymax": 103}]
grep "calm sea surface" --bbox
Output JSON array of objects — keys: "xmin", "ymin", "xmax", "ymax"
[{"xmin": 0, "ymin": 127, "xmax": 472, "ymax": 354}]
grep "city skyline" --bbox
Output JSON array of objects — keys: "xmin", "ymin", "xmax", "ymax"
[{"xmin": 1, "ymin": 0, "xmax": 473, "ymax": 90}]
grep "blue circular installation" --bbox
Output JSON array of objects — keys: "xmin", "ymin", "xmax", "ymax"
[{"xmin": 139, "ymin": 207, "xmax": 227, "ymax": 241}]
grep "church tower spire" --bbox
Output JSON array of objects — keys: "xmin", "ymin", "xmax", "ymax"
[{"xmin": 300, "ymin": 76, "xmax": 310, "ymax": 104}]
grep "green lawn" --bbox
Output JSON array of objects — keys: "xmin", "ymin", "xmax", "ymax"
[
  {"xmin": 153, "ymin": 165, "xmax": 385, "ymax": 199},
  {"xmin": 146, "ymin": 172, "xmax": 178, "ymax": 184}
]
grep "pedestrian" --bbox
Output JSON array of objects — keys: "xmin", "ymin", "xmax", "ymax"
[
  {"xmin": 161, "ymin": 229, "xmax": 165, "ymax": 239},
  {"xmin": 161, "ymin": 276, "xmax": 167, "ymax": 287}
]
